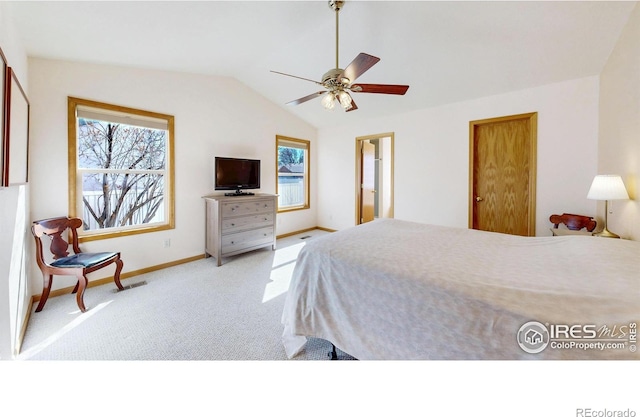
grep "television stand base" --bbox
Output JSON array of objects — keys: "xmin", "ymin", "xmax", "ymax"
[{"xmin": 224, "ymin": 191, "xmax": 255, "ymax": 197}]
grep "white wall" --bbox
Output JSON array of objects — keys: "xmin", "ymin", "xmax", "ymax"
[
  {"xmin": 599, "ymin": 2, "xmax": 640, "ymax": 241},
  {"xmin": 0, "ymin": 2, "xmax": 30, "ymax": 359},
  {"xmin": 317, "ymin": 76, "xmax": 601, "ymax": 236},
  {"xmin": 27, "ymin": 58, "xmax": 317, "ymax": 295}
]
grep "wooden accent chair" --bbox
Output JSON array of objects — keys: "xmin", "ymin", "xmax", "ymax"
[
  {"xmin": 31, "ymin": 216, "xmax": 124, "ymax": 312},
  {"xmin": 549, "ymin": 213, "xmax": 597, "ymax": 232}
]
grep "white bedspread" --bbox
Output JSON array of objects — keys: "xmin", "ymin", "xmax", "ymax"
[{"xmin": 281, "ymin": 219, "xmax": 639, "ymax": 359}]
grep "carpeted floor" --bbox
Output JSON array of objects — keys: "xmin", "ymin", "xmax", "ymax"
[{"xmin": 18, "ymin": 229, "xmax": 354, "ymax": 361}]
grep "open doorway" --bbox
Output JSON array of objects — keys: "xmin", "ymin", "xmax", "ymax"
[{"xmin": 355, "ymin": 133, "xmax": 394, "ymax": 225}]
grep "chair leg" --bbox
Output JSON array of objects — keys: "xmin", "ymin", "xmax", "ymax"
[
  {"xmin": 35, "ymin": 273, "xmax": 53, "ymax": 312},
  {"xmin": 75, "ymin": 273, "xmax": 88, "ymax": 313},
  {"xmin": 113, "ymin": 257, "xmax": 124, "ymax": 291}
]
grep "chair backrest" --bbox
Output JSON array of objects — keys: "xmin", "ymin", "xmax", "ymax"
[
  {"xmin": 549, "ymin": 213, "xmax": 597, "ymax": 232},
  {"xmin": 32, "ymin": 217, "xmax": 84, "ymax": 264}
]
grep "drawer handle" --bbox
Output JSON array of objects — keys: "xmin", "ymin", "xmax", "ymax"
[
  {"xmin": 231, "ymin": 207, "xmax": 236, "ymax": 211},
  {"xmin": 230, "ymin": 241, "xmax": 235, "ymax": 245}
]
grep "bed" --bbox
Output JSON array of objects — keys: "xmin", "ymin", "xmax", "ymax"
[{"xmin": 281, "ymin": 219, "xmax": 639, "ymax": 360}]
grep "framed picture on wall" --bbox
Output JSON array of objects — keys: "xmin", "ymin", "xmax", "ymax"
[
  {"xmin": 0, "ymin": 47, "xmax": 6, "ymax": 187},
  {"xmin": 2, "ymin": 66, "xmax": 30, "ymax": 186}
]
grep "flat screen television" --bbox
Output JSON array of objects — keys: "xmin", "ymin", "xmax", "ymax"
[{"xmin": 214, "ymin": 157, "xmax": 260, "ymax": 196}]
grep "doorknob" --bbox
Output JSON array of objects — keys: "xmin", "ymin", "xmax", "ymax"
[{"xmin": 475, "ymin": 196, "xmax": 484, "ymax": 202}]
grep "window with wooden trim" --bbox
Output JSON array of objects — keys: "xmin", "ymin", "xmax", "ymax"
[
  {"xmin": 276, "ymin": 135, "xmax": 310, "ymax": 211},
  {"xmin": 68, "ymin": 97, "xmax": 175, "ymax": 241}
]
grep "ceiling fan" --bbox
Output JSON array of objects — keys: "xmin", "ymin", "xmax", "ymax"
[{"xmin": 271, "ymin": 0, "xmax": 409, "ymax": 112}]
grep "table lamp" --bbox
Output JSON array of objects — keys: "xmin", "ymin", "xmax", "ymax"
[{"xmin": 586, "ymin": 174, "xmax": 629, "ymax": 238}]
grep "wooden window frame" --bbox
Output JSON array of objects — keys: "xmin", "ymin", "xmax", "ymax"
[
  {"xmin": 276, "ymin": 135, "xmax": 310, "ymax": 212},
  {"xmin": 68, "ymin": 97, "xmax": 175, "ymax": 242}
]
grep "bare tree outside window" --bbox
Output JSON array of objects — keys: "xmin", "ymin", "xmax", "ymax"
[{"xmin": 78, "ymin": 119, "xmax": 166, "ymax": 230}]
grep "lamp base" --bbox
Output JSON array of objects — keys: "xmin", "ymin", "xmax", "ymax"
[{"xmin": 593, "ymin": 228, "xmax": 620, "ymax": 239}]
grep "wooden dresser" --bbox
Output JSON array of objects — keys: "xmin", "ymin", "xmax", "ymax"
[{"xmin": 203, "ymin": 193, "xmax": 277, "ymax": 266}]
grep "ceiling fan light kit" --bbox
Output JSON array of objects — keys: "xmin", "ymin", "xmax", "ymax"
[
  {"xmin": 321, "ymin": 92, "xmax": 336, "ymax": 110},
  {"xmin": 271, "ymin": 0, "xmax": 409, "ymax": 112},
  {"xmin": 337, "ymin": 90, "xmax": 353, "ymax": 109}
]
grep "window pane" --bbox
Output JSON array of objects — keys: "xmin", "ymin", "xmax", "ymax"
[
  {"xmin": 78, "ymin": 118, "xmax": 166, "ymax": 170},
  {"xmin": 278, "ymin": 145, "xmax": 304, "ymax": 169},
  {"xmin": 81, "ymin": 172, "xmax": 165, "ymax": 231},
  {"xmin": 278, "ymin": 174, "xmax": 305, "ymax": 208},
  {"xmin": 278, "ymin": 144, "xmax": 306, "ymax": 208}
]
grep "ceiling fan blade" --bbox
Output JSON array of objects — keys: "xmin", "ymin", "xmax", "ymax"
[
  {"xmin": 286, "ymin": 91, "xmax": 327, "ymax": 106},
  {"xmin": 346, "ymin": 97, "xmax": 358, "ymax": 112},
  {"xmin": 340, "ymin": 53, "xmax": 380, "ymax": 84},
  {"xmin": 351, "ymin": 83, "xmax": 409, "ymax": 95},
  {"xmin": 271, "ymin": 70, "xmax": 323, "ymax": 86}
]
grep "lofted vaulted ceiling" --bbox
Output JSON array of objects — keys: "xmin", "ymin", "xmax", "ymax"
[{"xmin": 7, "ymin": 0, "xmax": 637, "ymax": 128}]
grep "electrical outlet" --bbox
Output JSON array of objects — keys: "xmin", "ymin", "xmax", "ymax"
[{"xmin": 164, "ymin": 239, "xmax": 171, "ymax": 248}]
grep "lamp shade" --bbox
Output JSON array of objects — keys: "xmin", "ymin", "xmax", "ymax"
[{"xmin": 587, "ymin": 175, "xmax": 629, "ymax": 200}]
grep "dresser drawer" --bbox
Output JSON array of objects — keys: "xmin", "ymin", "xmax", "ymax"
[
  {"xmin": 222, "ymin": 213, "xmax": 274, "ymax": 233},
  {"xmin": 221, "ymin": 199, "xmax": 275, "ymax": 217},
  {"xmin": 221, "ymin": 227, "xmax": 274, "ymax": 255}
]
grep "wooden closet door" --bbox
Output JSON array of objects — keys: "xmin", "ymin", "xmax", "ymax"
[{"xmin": 469, "ymin": 113, "xmax": 537, "ymax": 236}]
